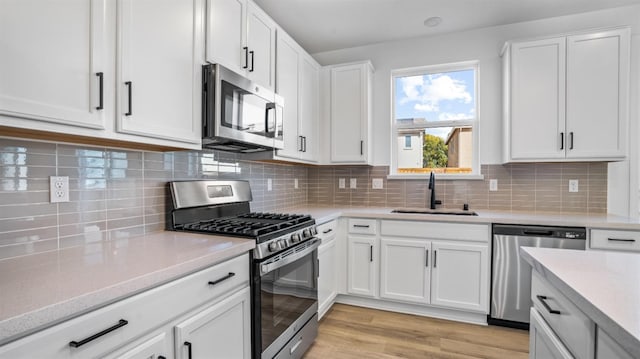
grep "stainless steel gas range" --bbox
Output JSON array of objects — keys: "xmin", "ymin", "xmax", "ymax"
[{"xmin": 167, "ymin": 180, "xmax": 319, "ymax": 359}]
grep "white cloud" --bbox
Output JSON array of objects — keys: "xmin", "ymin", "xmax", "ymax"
[{"xmin": 398, "ymin": 73, "xmax": 472, "ymax": 113}]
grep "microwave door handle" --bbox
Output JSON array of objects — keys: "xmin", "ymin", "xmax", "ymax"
[{"xmin": 265, "ymin": 102, "xmax": 275, "ymax": 135}]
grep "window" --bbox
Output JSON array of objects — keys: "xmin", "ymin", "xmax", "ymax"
[{"xmin": 391, "ymin": 61, "xmax": 480, "ymax": 178}]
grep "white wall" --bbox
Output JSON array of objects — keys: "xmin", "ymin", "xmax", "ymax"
[{"xmin": 313, "ymin": 5, "xmax": 640, "ymax": 217}]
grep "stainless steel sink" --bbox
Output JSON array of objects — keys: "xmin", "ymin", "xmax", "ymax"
[{"xmin": 391, "ymin": 208, "xmax": 479, "ymax": 216}]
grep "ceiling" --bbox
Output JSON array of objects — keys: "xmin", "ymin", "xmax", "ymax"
[{"xmin": 253, "ymin": 0, "xmax": 640, "ymax": 54}]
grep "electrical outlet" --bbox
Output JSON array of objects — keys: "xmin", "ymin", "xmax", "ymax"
[
  {"xmin": 489, "ymin": 179, "xmax": 498, "ymax": 191},
  {"xmin": 294, "ymin": 178, "xmax": 299, "ymax": 189},
  {"xmin": 339, "ymin": 178, "xmax": 346, "ymax": 189},
  {"xmin": 267, "ymin": 178, "xmax": 273, "ymax": 191},
  {"xmin": 569, "ymin": 179, "xmax": 579, "ymax": 193},
  {"xmin": 372, "ymin": 178, "xmax": 383, "ymax": 189},
  {"xmin": 350, "ymin": 178, "xmax": 357, "ymax": 189},
  {"xmin": 50, "ymin": 176, "xmax": 69, "ymax": 203}
]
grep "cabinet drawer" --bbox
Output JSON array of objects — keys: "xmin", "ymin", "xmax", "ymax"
[
  {"xmin": 317, "ymin": 220, "xmax": 338, "ymax": 240},
  {"xmin": 381, "ymin": 220, "xmax": 489, "ymax": 242},
  {"xmin": 590, "ymin": 229, "xmax": 640, "ymax": 252},
  {"xmin": 529, "ymin": 307, "xmax": 573, "ymax": 359},
  {"xmin": 0, "ymin": 253, "xmax": 249, "ymax": 358},
  {"xmin": 348, "ymin": 219, "xmax": 377, "ymax": 235},
  {"xmin": 531, "ymin": 271, "xmax": 594, "ymax": 359}
]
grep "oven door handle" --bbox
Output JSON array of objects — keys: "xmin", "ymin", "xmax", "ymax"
[{"xmin": 260, "ymin": 238, "xmax": 321, "ymax": 276}]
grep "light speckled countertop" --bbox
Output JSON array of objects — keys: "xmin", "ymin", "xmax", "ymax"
[
  {"xmin": 0, "ymin": 231, "xmax": 254, "ymax": 345},
  {"xmin": 296, "ymin": 206, "xmax": 640, "ymax": 230},
  {"xmin": 521, "ymin": 247, "xmax": 640, "ymax": 358}
]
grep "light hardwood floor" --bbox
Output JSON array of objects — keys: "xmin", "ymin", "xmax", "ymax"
[{"xmin": 304, "ymin": 304, "xmax": 529, "ymax": 359}]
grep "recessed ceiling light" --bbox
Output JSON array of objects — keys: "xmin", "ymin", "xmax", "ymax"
[{"xmin": 424, "ymin": 16, "xmax": 442, "ymax": 27}]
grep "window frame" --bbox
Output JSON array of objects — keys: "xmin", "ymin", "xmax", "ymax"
[{"xmin": 389, "ymin": 60, "xmax": 482, "ymax": 180}]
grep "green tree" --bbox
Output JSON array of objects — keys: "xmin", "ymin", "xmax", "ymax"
[{"xmin": 423, "ymin": 134, "xmax": 448, "ymax": 168}]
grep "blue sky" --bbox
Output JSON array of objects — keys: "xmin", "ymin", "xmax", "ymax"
[{"xmin": 394, "ymin": 69, "xmax": 475, "ymax": 124}]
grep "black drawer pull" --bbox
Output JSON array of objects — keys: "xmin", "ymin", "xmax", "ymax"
[
  {"xmin": 353, "ymin": 224, "xmax": 370, "ymax": 228},
  {"xmin": 243, "ymin": 47, "xmax": 249, "ymax": 69},
  {"xmin": 369, "ymin": 245, "xmax": 373, "ymax": 262},
  {"xmin": 69, "ymin": 319, "xmax": 128, "ymax": 348},
  {"xmin": 536, "ymin": 295, "xmax": 561, "ymax": 315},
  {"xmin": 184, "ymin": 341, "xmax": 193, "ymax": 359},
  {"xmin": 96, "ymin": 72, "xmax": 104, "ymax": 110},
  {"xmin": 158, "ymin": 356, "xmax": 166, "ymax": 359},
  {"xmin": 125, "ymin": 81, "xmax": 133, "ymax": 116},
  {"xmin": 208, "ymin": 272, "xmax": 235, "ymax": 286},
  {"xmin": 608, "ymin": 237, "xmax": 636, "ymax": 243},
  {"xmin": 322, "ymin": 228, "xmax": 333, "ymax": 234}
]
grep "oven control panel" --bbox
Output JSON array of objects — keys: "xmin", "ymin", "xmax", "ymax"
[{"xmin": 255, "ymin": 225, "xmax": 317, "ymax": 259}]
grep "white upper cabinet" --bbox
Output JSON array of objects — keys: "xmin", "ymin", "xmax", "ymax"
[
  {"xmin": 329, "ymin": 61, "xmax": 373, "ymax": 164},
  {"xmin": 503, "ymin": 27, "xmax": 629, "ymax": 162},
  {"xmin": 274, "ymin": 30, "xmax": 320, "ymax": 163},
  {"xmin": 117, "ymin": 0, "xmax": 204, "ymax": 145},
  {"xmin": 0, "ymin": 0, "xmax": 109, "ymax": 131},
  {"xmin": 206, "ymin": 0, "xmax": 276, "ymax": 90}
]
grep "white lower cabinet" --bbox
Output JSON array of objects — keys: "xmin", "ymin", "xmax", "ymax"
[
  {"xmin": 0, "ymin": 254, "xmax": 250, "ymax": 359},
  {"xmin": 380, "ymin": 238, "xmax": 430, "ymax": 304},
  {"xmin": 529, "ymin": 307, "xmax": 573, "ymax": 359},
  {"xmin": 347, "ymin": 235, "xmax": 378, "ymax": 297},
  {"xmin": 317, "ymin": 220, "xmax": 338, "ymax": 318},
  {"xmin": 174, "ymin": 286, "xmax": 251, "ymax": 359},
  {"xmin": 596, "ymin": 327, "xmax": 635, "ymax": 359}
]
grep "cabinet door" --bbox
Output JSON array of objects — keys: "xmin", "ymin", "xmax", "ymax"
[
  {"xmin": 509, "ymin": 38, "xmax": 566, "ymax": 160},
  {"xmin": 299, "ymin": 54, "xmax": 320, "ymax": 162},
  {"xmin": 566, "ymin": 28, "xmax": 629, "ymax": 159},
  {"xmin": 529, "ymin": 308, "xmax": 573, "ymax": 359},
  {"xmin": 380, "ymin": 238, "xmax": 430, "ymax": 304},
  {"xmin": 330, "ymin": 63, "xmax": 371, "ymax": 163},
  {"xmin": 206, "ymin": 0, "xmax": 247, "ymax": 76},
  {"xmin": 102, "ymin": 331, "xmax": 171, "ymax": 359},
  {"xmin": 246, "ymin": 2, "xmax": 276, "ymax": 90},
  {"xmin": 347, "ymin": 235, "xmax": 377, "ymax": 297},
  {"xmin": 174, "ymin": 286, "xmax": 251, "ymax": 359},
  {"xmin": 0, "ymin": 0, "xmax": 108, "ymax": 130},
  {"xmin": 275, "ymin": 31, "xmax": 301, "ymax": 159},
  {"xmin": 117, "ymin": 0, "xmax": 203, "ymax": 144},
  {"xmin": 597, "ymin": 327, "xmax": 635, "ymax": 359},
  {"xmin": 430, "ymin": 242, "xmax": 488, "ymax": 312},
  {"xmin": 318, "ymin": 238, "xmax": 337, "ymax": 318}
]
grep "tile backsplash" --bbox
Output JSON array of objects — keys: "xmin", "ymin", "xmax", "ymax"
[{"xmin": 0, "ymin": 138, "xmax": 607, "ymax": 259}]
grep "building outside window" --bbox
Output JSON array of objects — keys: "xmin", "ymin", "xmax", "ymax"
[{"xmin": 390, "ymin": 61, "xmax": 479, "ymax": 178}]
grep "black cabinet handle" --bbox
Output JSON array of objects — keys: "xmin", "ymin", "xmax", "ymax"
[
  {"xmin": 322, "ymin": 228, "xmax": 333, "ymax": 234},
  {"xmin": 369, "ymin": 245, "xmax": 373, "ymax": 262},
  {"xmin": 299, "ymin": 135, "xmax": 304, "ymax": 152},
  {"xmin": 184, "ymin": 341, "xmax": 193, "ymax": 359},
  {"xmin": 353, "ymin": 224, "xmax": 370, "ymax": 228},
  {"xmin": 125, "ymin": 81, "xmax": 132, "ymax": 116},
  {"xmin": 560, "ymin": 132, "xmax": 564, "ymax": 150},
  {"xmin": 433, "ymin": 250, "xmax": 437, "ymax": 268},
  {"xmin": 569, "ymin": 132, "xmax": 574, "ymax": 150},
  {"xmin": 208, "ymin": 272, "xmax": 235, "ymax": 286},
  {"xmin": 69, "ymin": 319, "xmax": 128, "ymax": 348},
  {"xmin": 536, "ymin": 295, "xmax": 561, "ymax": 314},
  {"xmin": 96, "ymin": 72, "xmax": 104, "ymax": 110},
  {"xmin": 360, "ymin": 140, "xmax": 363, "ymax": 155},
  {"xmin": 249, "ymin": 50, "xmax": 255, "ymax": 72},
  {"xmin": 608, "ymin": 237, "xmax": 636, "ymax": 243},
  {"xmin": 303, "ymin": 136, "xmax": 307, "ymax": 152},
  {"xmin": 243, "ymin": 47, "xmax": 249, "ymax": 69},
  {"xmin": 425, "ymin": 249, "xmax": 429, "ymax": 267},
  {"xmin": 158, "ymin": 356, "xmax": 166, "ymax": 359}
]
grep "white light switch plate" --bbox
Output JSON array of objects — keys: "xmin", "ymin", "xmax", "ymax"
[
  {"xmin": 50, "ymin": 176, "xmax": 69, "ymax": 203},
  {"xmin": 372, "ymin": 178, "xmax": 383, "ymax": 189},
  {"xmin": 489, "ymin": 179, "xmax": 498, "ymax": 191},
  {"xmin": 569, "ymin": 179, "xmax": 579, "ymax": 193},
  {"xmin": 267, "ymin": 178, "xmax": 273, "ymax": 191},
  {"xmin": 294, "ymin": 178, "xmax": 299, "ymax": 189},
  {"xmin": 350, "ymin": 178, "xmax": 357, "ymax": 189},
  {"xmin": 339, "ymin": 178, "xmax": 346, "ymax": 189}
]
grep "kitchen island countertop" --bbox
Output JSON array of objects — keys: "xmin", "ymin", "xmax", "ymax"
[
  {"xmin": 521, "ymin": 247, "xmax": 640, "ymax": 358},
  {"xmin": 0, "ymin": 231, "xmax": 254, "ymax": 345}
]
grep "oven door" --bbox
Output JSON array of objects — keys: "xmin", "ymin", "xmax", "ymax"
[{"xmin": 254, "ymin": 238, "xmax": 320, "ymax": 359}]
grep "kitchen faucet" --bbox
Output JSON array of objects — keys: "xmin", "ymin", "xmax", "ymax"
[{"xmin": 428, "ymin": 171, "xmax": 437, "ymax": 210}]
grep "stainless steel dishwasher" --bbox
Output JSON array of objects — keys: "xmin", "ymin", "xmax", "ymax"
[{"xmin": 488, "ymin": 224, "xmax": 586, "ymax": 329}]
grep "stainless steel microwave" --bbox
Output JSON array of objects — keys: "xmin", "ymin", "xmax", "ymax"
[{"xmin": 202, "ymin": 64, "xmax": 284, "ymax": 153}]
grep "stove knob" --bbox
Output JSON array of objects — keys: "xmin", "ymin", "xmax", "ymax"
[
  {"xmin": 302, "ymin": 229, "xmax": 310, "ymax": 238},
  {"xmin": 279, "ymin": 239, "xmax": 287, "ymax": 248},
  {"xmin": 268, "ymin": 242, "xmax": 279, "ymax": 252},
  {"xmin": 291, "ymin": 233, "xmax": 300, "ymax": 243},
  {"xmin": 311, "ymin": 227, "xmax": 317, "ymax": 235}
]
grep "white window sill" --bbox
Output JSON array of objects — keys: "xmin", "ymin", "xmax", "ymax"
[{"xmin": 387, "ymin": 174, "xmax": 485, "ymax": 180}]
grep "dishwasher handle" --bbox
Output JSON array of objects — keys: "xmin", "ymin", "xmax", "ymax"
[{"xmin": 523, "ymin": 229, "xmax": 554, "ymax": 237}]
